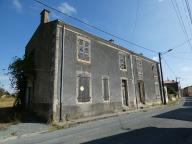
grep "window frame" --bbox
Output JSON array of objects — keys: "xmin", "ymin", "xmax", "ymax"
[
  {"xmin": 136, "ymin": 58, "xmax": 143, "ymax": 80},
  {"xmin": 119, "ymin": 53, "xmax": 127, "ymax": 71},
  {"xmin": 154, "ymin": 77, "xmax": 160, "ymax": 97},
  {"xmin": 76, "ymin": 35, "xmax": 91, "ymax": 64},
  {"xmin": 76, "ymin": 71, "xmax": 92, "ymax": 104},
  {"xmin": 152, "ymin": 64, "xmax": 158, "ymax": 78},
  {"xmin": 102, "ymin": 76, "xmax": 110, "ymax": 102},
  {"xmin": 120, "ymin": 77, "xmax": 130, "ymax": 107}
]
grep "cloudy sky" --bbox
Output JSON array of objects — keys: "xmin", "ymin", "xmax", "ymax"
[{"xmin": 0, "ymin": 0, "xmax": 192, "ymax": 92}]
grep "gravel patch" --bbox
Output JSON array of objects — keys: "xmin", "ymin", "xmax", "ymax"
[{"xmin": 0, "ymin": 123, "xmax": 50, "ymax": 140}]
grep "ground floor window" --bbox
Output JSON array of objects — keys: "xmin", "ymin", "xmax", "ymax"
[
  {"xmin": 77, "ymin": 73, "xmax": 91, "ymax": 103},
  {"xmin": 102, "ymin": 77, "xmax": 110, "ymax": 101},
  {"xmin": 138, "ymin": 80, "xmax": 145, "ymax": 104},
  {"xmin": 155, "ymin": 78, "xmax": 160, "ymax": 97}
]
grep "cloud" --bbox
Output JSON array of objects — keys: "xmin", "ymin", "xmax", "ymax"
[
  {"xmin": 58, "ymin": 2, "xmax": 77, "ymax": 15},
  {"xmin": 12, "ymin": 0, "xmax": 22, "ymax": 12}
]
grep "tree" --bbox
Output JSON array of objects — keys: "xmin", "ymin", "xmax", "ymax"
[
  {"xmin": 8, "ymin": 53, "xmax": 34, "ymax": 109},
  {"xmin": 8, "ymin": 57, "xmax": 26, "ymax": 108},
  {"xmin": 0, "ymin": 87, "xmax": 5, "ymax": 97}
]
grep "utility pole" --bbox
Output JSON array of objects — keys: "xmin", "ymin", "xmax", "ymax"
[
  {"xmin": 176, "ymin": 77, "xmax": 181, "ymax": 97},
  {"xmin": 158, "ymin": 52, "xmax": 166, "ymax": 105}
]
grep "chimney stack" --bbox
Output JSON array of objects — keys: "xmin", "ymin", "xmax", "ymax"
[
  {"xmin": 109, "ymin": 39, "xmax": 114, "ymax": 43},
  {"xmin": 40, "ymin": 9, "xmax": 50, "ymax": 24}
]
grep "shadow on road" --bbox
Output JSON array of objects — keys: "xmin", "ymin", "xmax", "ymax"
[
  {"xmin": 83, "ymin": 97, "xmax": 192, "ymax": 144},
  {"xmin": 83, "ymin": 127, "xmax": 192, "ymax": 144},
  {"xmin": 154, "ymin": 96, "xmax": 192, "ymax": 122}
]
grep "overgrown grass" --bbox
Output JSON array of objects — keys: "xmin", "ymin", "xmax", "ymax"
[
  {"xmin": 167, "ymin": 98, "xmax": 180, "ymax": 107},
  {"xmin": 0, "ymin": 97, "xmax": 15, "ymax": 108}
]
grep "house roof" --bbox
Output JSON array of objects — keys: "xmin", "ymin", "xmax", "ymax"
[{"xmin": 164, "ymin": 80, "xmax": 177, "ymax": 84}]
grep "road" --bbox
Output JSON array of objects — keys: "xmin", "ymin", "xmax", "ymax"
[{"xmin": 3, "ymin": 97, "xmax": 192, "ymax": 144}]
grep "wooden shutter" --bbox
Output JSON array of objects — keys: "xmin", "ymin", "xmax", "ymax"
[
  {"xmin": 78, "ymin": 75, "xmax": 91, "ymax": 103},
  {"xmin": 103, "ymin": 78, "xmax": 109, "ymax": 101}
]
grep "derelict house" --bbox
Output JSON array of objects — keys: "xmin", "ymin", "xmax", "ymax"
[{"xmin": 25, "ymin": 9, "xmax": 161, "ymax": 121}]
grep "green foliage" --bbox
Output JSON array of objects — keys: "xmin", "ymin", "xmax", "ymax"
[
  {"xmin": 8, "ymin": 52, "xmax": 34, "ymax": 109},
  {"xmin": 167, "ymin": 86, "xmax": 178, "ymax": 96},
  {"xmin": 0, "ymin": 87, "xmax": 5, "ymax": 97},
  {"xmin": 0, "ymin": 87, "xmax": 12, "ymax": 97}
]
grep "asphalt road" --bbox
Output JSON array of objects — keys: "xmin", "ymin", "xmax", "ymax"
[{"xmin": 3, "ymin": 97, "xmax": 192, "ymax": 144}]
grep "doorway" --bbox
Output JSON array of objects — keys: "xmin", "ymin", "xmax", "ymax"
[
  {"xmin": 138, "ymin": 81, "xmax": 145, "ymax": 104},
  {"xmin": 121, "ymin": 79, "xmax": 129, "ymax": 106}
]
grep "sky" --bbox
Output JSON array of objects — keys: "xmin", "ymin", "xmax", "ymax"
[{"xmin": 0, "ymin": 0, "xmax": 192, "ymax": 92}]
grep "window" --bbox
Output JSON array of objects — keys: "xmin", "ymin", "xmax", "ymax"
[
  {"xmin": 102, "ymin": 77, "xmax": 110, "ymax": 101},
  {"xmin": 77, "ymin": 74, "xmax": 91, "ymax": 103},
  {"xmin": 154, "ymin": 78, "xmax": 160, "ymax": 96},
  {"xmin": 119, "ymin": 53, "xmax": 127, "ymax": 70},
  {"xmin": 136, "ymin": 58, "xmax": 143, "ymax": 80},
  {"xmin": 77, "ymin": 36, "xmax": 91, "ymax": 62},
  {"xmin": 152, "ymin": 64, "xmax": 158, "ymax": 77}
]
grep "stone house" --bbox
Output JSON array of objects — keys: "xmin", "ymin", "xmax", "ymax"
[
  {"xmin": 25, "ymin": 9, "xmax": 161, "ymax": 122},
  {"xmin": 164, "ymin": 80, "xmax": 179, "ymax": 101},
  {"xmin": 183, "ymin": 86, "xmax": 192, "ymax": 96}
]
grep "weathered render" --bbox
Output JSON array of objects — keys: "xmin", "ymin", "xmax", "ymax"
[{"xmin": 25, "ymin": 9, "xmax": 162, "ymax": 122}]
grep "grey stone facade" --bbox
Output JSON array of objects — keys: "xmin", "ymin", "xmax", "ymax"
[{"xmin": 25, "ymin": 10, "xmax": 161, "ymax": 122}]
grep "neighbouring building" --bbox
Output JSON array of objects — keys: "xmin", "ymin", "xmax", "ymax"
[
  {"xmin": 25, "ymin": 9, "xmax": 162, "ymax": 122},
  {"xmin": 183, "ymin": 86, "xmax": 192, "ymax": 96},
  {"xmin": 164, "ymin": 80, "xmax": 179, "ymax": 100}
]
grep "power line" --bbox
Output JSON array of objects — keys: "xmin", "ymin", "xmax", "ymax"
[
  {"xmin": 167, "ymin": 55, "xmax": 192, "ymax": 61},
  {"xmin": 185, "ymin": 0, "xmax": 192, "ymax": 27},
  {"xmin": 33, "ymin": 0, "xmax": 158, "ymax": 53},
  {"xmin": 171, "ymin": 0, "xmax": 192, "ymax": 51},
  {"xmin": 162, "ymin": 57, "xmax": 177, "ymax": 77},
  {"xmin": 170, "ymin": 38, "xmax": 192, "ymax": 51},
  {"xmin": 182, "ymin": 0, "xmax": 192, "ymax": 38},
  {"xmin": 174, "ymin": 0, "xmax": 192, "ymax": 48},
  {"xmin": 132, "ymin": 0, "xmax": 140, "ymax": 40}
]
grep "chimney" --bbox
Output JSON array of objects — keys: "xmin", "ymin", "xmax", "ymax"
[
  {"xmin": 40, "ymin": 9, "xmax": 50, "ymax": 24},
  {"xmin": 109, "ymin": 39, "xmax": 114, "ymax": 43}
]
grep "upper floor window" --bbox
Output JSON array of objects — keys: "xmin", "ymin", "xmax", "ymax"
[
  {"xmin": 77, "ymin": 36, "xmax": 91, "ymax": 63},
  {"xmin": 136, "ymin": 58, "xmax": 143, "ymax": 80},
  {"xmin": 119, "ymin": 53, "xmax": 127, "ymax": 70},
  {"xmin": 152, "ymin": 64, "xmax": 158, "ymax": 77}
]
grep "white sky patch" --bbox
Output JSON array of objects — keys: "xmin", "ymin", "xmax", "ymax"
[
  {"xmin": 158, "ymin": 0, "xmax": 165, "ymax": 2},
  {"xmin": 0, "ymin": 75, "xmax": 9, "ymax": 81},
  {"xmin": 58, "ymin": 2, "xmax": 77, "ymax": 16},
  {"xmin": 12, "ymin": 0, "xmax": 22, "ymax": 12},
  {"xmin": 181, "ymin": 67, "xmax": 192, "ymax": 72},
  {"xmin": 50, "ymin": 12, "xmax": 62, "ymax": 20},
  {"xmin": 152, "ymin": 56, "xmax": 159, "ymax": 61}
]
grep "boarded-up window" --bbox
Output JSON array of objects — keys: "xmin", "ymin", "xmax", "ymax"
[
  {"xmin": 103, "ymin": 77, "xmax": 110, "ymax": 101},
  {"xmin": 155, "ymin": 78, "xmax": 160, "ymax": 96},
  {"xmin": 77, "ymin": 75, "xmax": 91, "ymax": 103},
  {"xmin": 152, "ymin": 64, "xmax": 158, "ymax": 77},
  {"xmin": 136, "ymin": 58, "xmax": 143, "ymax": 80},
  {"xmin": 119, "ymin": 53, "xmax": 127, "ymax": 70},
  {"xmin": 77, "ymin": 36, "xmax": 90, "ymax": 62}
]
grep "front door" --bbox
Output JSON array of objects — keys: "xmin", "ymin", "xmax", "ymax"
[
  {"xmin": 138, "ymin": 81, "xmax": 145, "ymax": 104},
  {"xmin": 122, "ymin": 79, "xmax": 128, "ymax": 106}
]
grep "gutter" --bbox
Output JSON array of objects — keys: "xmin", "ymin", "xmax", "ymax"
[
  {"xmin": 59, "ymin": 26, "xmax": 65, "ymax": 122},
  {"xmin": 130, "ymin": 55, "xmax": 138, "ymax": 109}
]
